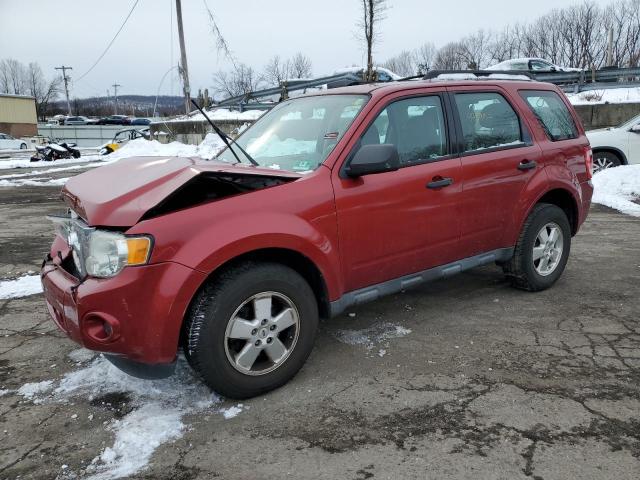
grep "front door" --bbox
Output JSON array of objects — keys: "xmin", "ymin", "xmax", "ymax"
[{"xmin": 332, "ymin": 92, "xmax": 463, "ymax": 292}]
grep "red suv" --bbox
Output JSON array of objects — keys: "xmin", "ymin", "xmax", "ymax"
[{"xmin": 41, "ymin": 78, "xmax": 593, "ymax": 398}]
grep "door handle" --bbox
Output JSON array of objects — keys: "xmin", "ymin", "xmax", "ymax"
[
  {"xmin": 426, "ymin": 177, "xmax": 454, "ymax": 189},
  {"xmin": 517, "ymin": 159, "xmax": 537, "ymax": 171}
]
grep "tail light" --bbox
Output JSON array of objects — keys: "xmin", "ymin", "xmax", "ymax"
[{"xmin": 584, "ymin": 146, "xmax": 593, "ymax": 179}]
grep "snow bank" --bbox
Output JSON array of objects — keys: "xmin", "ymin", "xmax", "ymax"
[
  {"xmin": 592, "ymin": 165, "xmax": 640, "ymax": 217},
  {"xmin": 167, "ymin": 108, "xmax": 264, "ymax": 123},
  {"xmin": 0, "ymin": 153, "xmax": 102, "ymax": 170},
  {"xmin": 16, "ymin": 356, "xmax": 243, "ymax": 479},
  {"xmin": 567, "ymin": 87, "xmax": 640, "ymax": 105},
  {"xmin": 0, "ymin": 177, "xmax": 69, "ymax": 187},
  {"xmin": 0, "ymin": 275, "xmax": 43, "ymax": 299}
]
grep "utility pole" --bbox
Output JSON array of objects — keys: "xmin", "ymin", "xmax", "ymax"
[
  {"xmin": 55, "ymin": 66, "xmax": 73, "ymax": 116},
  {"xmin": 112, "ymin": 83, "xmax": 121, "ymax": 114},
  {"xmin": 175, "ymin": 0, "xmax": 191, "ymax": 114},
  {"xmin": 606, "ymin": 27, "xmax": 614, "ymax": 67}
]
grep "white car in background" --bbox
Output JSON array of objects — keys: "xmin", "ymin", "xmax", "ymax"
[
  {"xmin": 487, "ymin": 58, "xmax": 581, "ymax": 73},
  {"xmin": 0, "ymin": 132, "xmax": 28, "ymax": 150},
  {"xmin": 586, "ymin": 113, "xmax": 640, "ymax": 172}
]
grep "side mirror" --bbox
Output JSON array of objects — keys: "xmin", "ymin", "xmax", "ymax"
[
  {"xmin": 549, "ymin": 66, "xmax": 557, "ymax": 72},
  {"xmin": 346, "ymin": 144, "xmax": 400, "ymax": 177},
  {"xmin": 630, "ymin": 124, "xmax": 640, "ymax": 133}
]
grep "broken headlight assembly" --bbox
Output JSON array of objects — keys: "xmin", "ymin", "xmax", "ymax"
[{"xmin": 48, "ymin": 214, "xmax": 152, "ymax": 278}]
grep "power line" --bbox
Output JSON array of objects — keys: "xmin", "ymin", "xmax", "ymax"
[{"xmin": 75, "ymin": 0, "xmax": 140, "ymax": 82}]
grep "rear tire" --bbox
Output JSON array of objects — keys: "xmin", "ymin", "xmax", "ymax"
[
  {"xmin": 503, "ymin": 203, "xmax": 571, "ymax": 292},
  {"xmin": 183, "ymin": 262, "xmax": 319, "ymax": 399},
  {"xmin": 20, "ymin": 143, "xmax": 27, "ymax": 150},
  {"xmin": 593, "ymin": 151, "xmax": 621, "ymax": 173}
]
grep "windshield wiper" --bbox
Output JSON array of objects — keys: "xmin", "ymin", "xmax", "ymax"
[{"xmin": 190, "ymin": 99, "xmax": 259, "ymax": 166}]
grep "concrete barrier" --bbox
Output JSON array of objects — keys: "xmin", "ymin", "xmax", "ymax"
[
  {"xmin": 574, "ymin": 103, "xmax": 640, "ymax": 130},
  {"xmin": 36, "ymin": 125, "xmax": 144, "ymax": 148},
  {"xmin": 149, "ymin": 119, "xmax": 252, "ymax": 144}
]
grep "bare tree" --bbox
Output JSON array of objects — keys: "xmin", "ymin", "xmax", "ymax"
[
  {"xmin": 26, "ymin": 63, "xmax": 61, "ymax": 120},
  {"xmin": 459, "ymin": 30, "xmax": 492, "ymax": 69},
  {"xmin": 382, "ymin": 50, "xmax": 416, "ymax": 77},
  {"xmin": 290, "ymin": 52, "xmax": 313, "ymax": 78},
  {"xmin": 358, "ymin": 0, "xmax": 388, "ymax": 81},
  {"xmin": 263, "ymin": 55, "xmax": 291, "ymax": 86},
  {"xmin": 433, "ymin": 42, "xmax": 467, "ymax": 70},
  {"xmin": 212, "ymin": 63, "xmax": 262, "ymax": 99},
  {"xmin": 415, "ymin": 42, "xmax": 437, "ymax": 74},
  {"xmin": 0, "ymin": 59, "xmax": 27, "ymax": 94}
]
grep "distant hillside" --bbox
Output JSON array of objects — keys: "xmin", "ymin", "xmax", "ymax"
[{"xmin": 50, "ymin": 95, "xmax": 185, "ymax": 117}]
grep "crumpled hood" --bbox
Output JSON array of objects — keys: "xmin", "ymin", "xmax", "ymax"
[{"xmin": 62, "ymin": 156, "xmax": 302, "ymax": 227}]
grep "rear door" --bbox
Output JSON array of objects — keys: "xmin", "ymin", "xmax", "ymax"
[
  {"xmin": 447, "ymin": 87, "xmax": 543, "ymax": 257},
  {"xmin": 332, "ymin": 90, "xmax": 463, "ymax": 292}
]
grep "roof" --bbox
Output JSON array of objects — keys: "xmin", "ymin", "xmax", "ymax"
[
  {"xmin": 0, "ymin": 93, "xmax": 36, "ymax": 101},
  {"xmin": 308, "ymin": 78, "xmax": 555, "ymax": 98}
]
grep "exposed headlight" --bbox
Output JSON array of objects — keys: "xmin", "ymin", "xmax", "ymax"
[
  {"xmin": 85, "ymin": 231, "xmax": 152, "ymax": 278},
  {"xmin": 48, "ymin": 215, "xmax": 152, "ymax": 278}
]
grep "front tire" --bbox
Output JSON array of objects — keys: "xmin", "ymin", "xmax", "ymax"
[
  {"xmin": 20, "ymin": 143, "xmax": 27, "ymax": 150},
  {"xmin": 503, "ymin": 203, "xmax": 571, "ymax": 291},
  {"xmin": 183, "ymin": 262, "xmax": 319, "ymax": 399}
]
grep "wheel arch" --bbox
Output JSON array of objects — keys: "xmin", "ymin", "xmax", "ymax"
[
  {"xmin": 187, "ymin": 247, "xmax": 332, "ymax": 321},
  {"xmin": 591, "ymin": 146, "xmax": 628, "ymax": 165},
  {"xmin": 531, "ymin": 188, "xmax": 580, "ymax": 235}
]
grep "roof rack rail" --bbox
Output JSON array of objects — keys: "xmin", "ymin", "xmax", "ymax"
[{"xmin": 423, "ymin": 69, "xmax": 534, "ymax": 80}]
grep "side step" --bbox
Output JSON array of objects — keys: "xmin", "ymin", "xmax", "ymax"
[{"xmin": 329, "ymin": 247, "xmax": 514, "ymax": 317}]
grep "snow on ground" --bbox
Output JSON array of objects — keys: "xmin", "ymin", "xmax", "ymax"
[
  {"xmin": 567, "ymin": 87, "xmax": 640, "ymax": 105},
  {"xmin": 167, "ymin": 107, "xmax": 265, "ymax": 123},
  {"xmin": 592, "ymin": 165, "xmax": 640, "ymax": 217},
  {"xmin": 0, "ymin": 134, "xmax": 227, "ymax": 188},
  {"xmin": 0, "ymin": 274, "xmax": 43, "ymax": 299},
  {"xmin": 333, "ymin": 322, "xmax": 412, "ymax": 351},
  {"xmin": 15, "ymin": 356, "xmax": 243, "ymax": 479},
  {"xmin": 0, "ymin": 177, "xmax": 69, "ymax": 187},
  {"xmin": 0, "ymin": 150, "xmax": 102, "ymax": 170}
]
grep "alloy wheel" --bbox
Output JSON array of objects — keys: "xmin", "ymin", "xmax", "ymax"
[
  {"xmin": 224, "ymin": 292, "xmax": 300, "ymax": 376},
  {"xmin": 532, "ymin": 222, "xmax": 564, "ymax": 276}
]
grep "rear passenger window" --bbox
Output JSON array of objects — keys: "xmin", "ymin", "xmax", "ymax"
[
  {"xmin": 519, "ymin": 90, "xmax": 578, "ymax": 141},
  {"xmin": 453, "ymin": 92, "xmax": 524, "ymax": 153},
  {"xmin": 360, "ymin": 95, "xmax": 448, "ymax": 166}
]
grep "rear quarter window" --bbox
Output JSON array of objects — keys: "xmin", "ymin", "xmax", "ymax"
[{"xmin": 519, "ymin": 90, "xmax": 579, "ymax": 141}]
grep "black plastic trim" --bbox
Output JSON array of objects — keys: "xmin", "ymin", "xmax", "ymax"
[
  {"xmin": 105, "ymin": 354, "xmax": 176, "ymax": 379},
  {"xmin": 330, "ymin": 247, "xmax": 514, "ymax": 317}
]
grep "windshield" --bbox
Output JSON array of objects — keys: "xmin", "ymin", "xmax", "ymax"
[
  {"xmin": 216, "ymin": 94, "xmax": 368, "ymax": 172},
  {"xmin": 617, "ymin": 113, "xmax": 640, "ymax": 130}
]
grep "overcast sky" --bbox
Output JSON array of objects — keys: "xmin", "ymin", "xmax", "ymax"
[{"xmin": 0, "ymin": 0, "xmax": 616, "ymax": 98}]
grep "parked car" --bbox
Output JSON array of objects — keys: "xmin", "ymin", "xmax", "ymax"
[
  {"xmin": 98, "ymin": 127, "xmax": 150, "ymax": 155},
  {"xmin": 130, "ymin": 117, "xmax": 151, "ymax": 126},
  {"xmin": 0, "ymin": 132, "xmax": 28, "ymax": 150},
  {"xmin": 487, "ymin": 58, "xmax": 582, "ymax": 73},
  {"xmin": 97, "ymin": 115, "xmax": 131, "ymax": 125},
  {"xmin": 42, "ymin": 78, "xmax": 593, "ymax": 399},
  {"xmin": 586, "ymin": 113, "xmax": 640, "ymax": 172},
  {"xmin": 64, "ymin": 116, "xmax": 98, "ymax": 125}
]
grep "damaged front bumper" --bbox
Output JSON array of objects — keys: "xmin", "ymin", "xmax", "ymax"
[{"xmin": 41, "ymin": 235, "xmax": 207, "ymax": 378}]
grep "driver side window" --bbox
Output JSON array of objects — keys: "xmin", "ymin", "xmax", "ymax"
[{"xmin": 359, "ymin": 95, "xmax": 449, "ymax": 167}]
